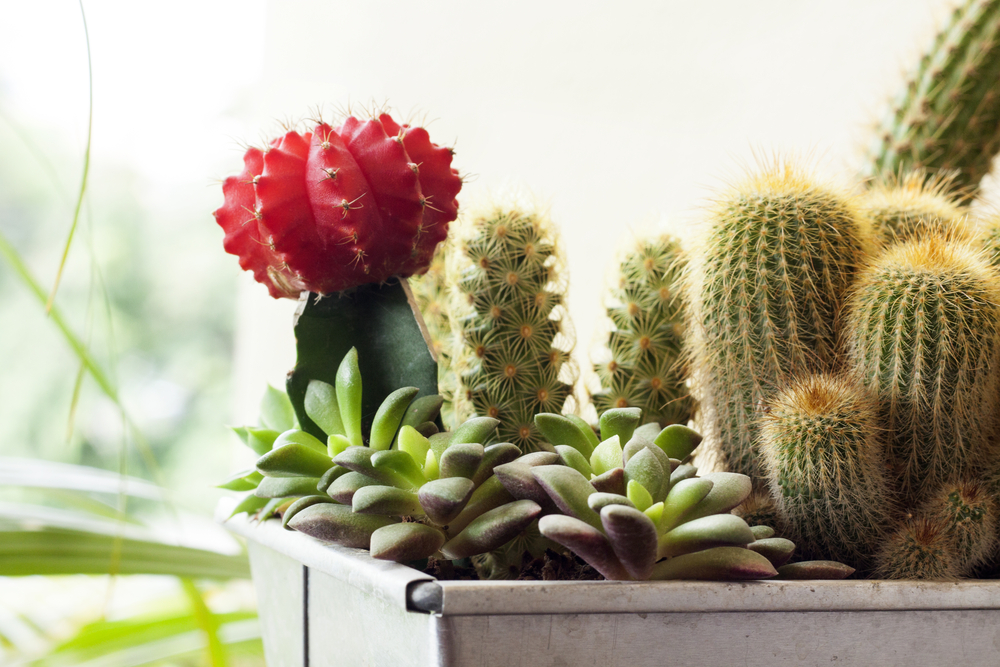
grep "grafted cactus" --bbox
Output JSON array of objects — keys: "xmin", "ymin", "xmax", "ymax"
[
  {"xmin": 449, "ymin": 203, "xmax": 577, "ymax": 452},
  {"xmin": 592, "ymin": 234, "xmax": 692, "ymax": 426}
]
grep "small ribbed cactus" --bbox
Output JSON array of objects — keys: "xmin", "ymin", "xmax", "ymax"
[
  {"xmin": 844, "ymin": 237, "xmax": 1000, "ymax": 502},
  {"xmin": 866, "ymin": 0, "xmax": 1000, "ymax": 200},
  {"xmin": 875, "ymin": 517, "xmax": 960, "ymax": 580},
  {"xmin": 687, "ymin": 160, "xmax": 869, "ymax": 484},
  {"xmin": 592, "ymin": 234, "xmax": 692, "ymax": 427},
  {"xmin": 449, "ymin": 204, "xmax": 577, "ymax": 452},
  {"xmin": 758, "ymin": 374, "xmax": 894, "ymax": 570},
  {"xmin": 860, "ymin": 172, "xmax": 968, "ymax": 246},
  {"xmin": 919, "ymin": 479, "xmax": 996, "ymax": 573}
]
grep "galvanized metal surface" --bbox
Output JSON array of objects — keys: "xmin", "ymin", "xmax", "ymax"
[{"xmin": 222, "ymin": 507, "xmax": 1000, "ymax": 667}]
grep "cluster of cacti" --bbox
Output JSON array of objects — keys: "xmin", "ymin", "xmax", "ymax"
[
  {"xmin": 225, "ymin": 348, "xmax": 538, "ymax": 562},
  {"xmin": 591, "ymin": 235, "xmax": 693, "ymax": 427},
  {"xmin": 686, "ymin": 160, "xmax": 870, "ymax": 484},
  {"xmin": 215, "ymin": 112, "xmax": 461, "ymax": 299},
  {"xmin": 866, "ymin": 0, "xmax": 1000, "ymax": 200},
  {"xmin": 447, "ymin": 204, "xmax": 577, "ymax": 452}
]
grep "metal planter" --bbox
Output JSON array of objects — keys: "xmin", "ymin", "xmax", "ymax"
[{"xmin": 223, "ymin": 512, "xmax": 1000, "ymax": 667}]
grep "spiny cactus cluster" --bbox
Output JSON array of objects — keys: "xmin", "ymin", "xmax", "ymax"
[
  {"xmin": 687, "ymin": 160, "xmax": 869, "ymax": 484},
  {"xmin": 591, "ymin": 235, "xmax": 692, "ymax": 427},
  {"xmin": 866, "ymin": 0, "xmax": 1000, "ymax": 200},
  {"xmin": 684, "ymin": 155, "xmax": 1000, "ymax": 579},
  {"xmin": 448, "ymin": 204, "xmax": 577, "ymax": 452}
]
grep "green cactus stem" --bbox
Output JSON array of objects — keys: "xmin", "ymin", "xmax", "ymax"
[
  {"xmin": 844, "ymin": 237, "xmax": 1000, "ymax": 502},
  {"xmin": 687, "ymin": 160, "xmax": 869, "ymax": 485},
  {"xmin": 860, "ymin": 171, "xmax": 968, "ymax": 246},
  {"xmin": 592, "ymin": 234, "xmax": 692, "ymax": 427},
  {"xmin": 449, "ymin": 203, "xmax": 577, "ymax": 452},
  {"xmin": 866, "ymin": 0, "xmax": 1000, "ymax": 200},
  {"xmin": 758, "ymin": 374, "xmax": 894, "ymax": 571}
]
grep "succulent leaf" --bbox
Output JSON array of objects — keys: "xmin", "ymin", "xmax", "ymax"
[
  {"xmin": 369, "ymin": 387, "xmax": 420, "ymax": 451},
  {"xmin": 281, "ymin": 495, "xmax": 336, "ymax": 529},
  {"xmin": 439, "ymin": 443, "xmax": 485, "ymax": 479},
  {"xmin": 653, "ymin": 424, "xmax": 703, "ymax": 460},
  {"xmin": 601, "ymin": 504, "xmax": 659, "ymax": 580},
  {"xmin": 287, "ymin": 503, "xmax": 398, "ymax": 549},
  {"xmin": 538, "ymin": 514, "xmax": 630, "ymax": 580},
  {"xmin": 352, "ymin": 486, "xmax": 424, "ymax": 516},
  {"xmin": 261, "ymin": 385, "xmax": 297, "ymax": 432},
  {"xmin": 256, "ymin": 443, "xmax": 335, "ymax": 479},
  {"xmin": 650, "ymin": 546, "xmax": 777, "ymax": 581},
  {"xmin": 534, "ymin": 413, "xmax": 595, "ymax": 458},
  {"xmin": 590, "ymin": 436, "xmax": 623, "ymax": 477},
  {"xmin": 440, "ymin": 500, "xmax": 542, "ymax": 559},
  {"xmin": 418, "ymin": 477, "xmax": 476, "ymax": 525},
  {"xmin": 532, "ymin": 465, "xmax": 602, "ymax": 531},
  {"xmin": 305, "ymin": 379, "xmax": 344, "ymax": 437},
  {"xmin": 658, "ymin": 514, "xmax": 755, "ymax": 559},
  {"xmin": 336, "ymin": 348, "xmax": 365, "ymax": 448},
  {"xmin": 599, "ymin": 408, "xmax": 642, "ymax": 445},
  {"xmin": 370, "ymin": 523, "xmax": 446, "ymax": 562},
  {"xmin": 255, "ymin": 476, "xmax": 323, "ymax": 499}
]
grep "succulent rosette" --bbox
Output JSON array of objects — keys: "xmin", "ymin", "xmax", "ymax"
[
  {"xmin": 492, "ymin": 408, "xmax": 854, "ymax": 581},
  {"xmin": 214, "ymin": 113, "xmax": 461, "ymax": 298},
  {"xmin": 223, "ymin": 348, "xmax": 538, "ymax": 563}
]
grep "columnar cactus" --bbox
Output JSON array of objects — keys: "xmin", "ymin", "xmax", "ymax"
[
  {"xmin": 866, "ymin": 0, "xmax": 1000, "ymax": 200},
  {"xmin": 976, "ymin": 214, "xmax": 1000, "ymax": 266},
  {"xmin": 844, "ymin": 237, "xmax": 1000, "ymax": 502},
  {"xmin": 449, "ymin": 204, "xmax": 577, "ymax": 452},
  {"xmin": 919, "ymin": 479, "xmax": 996, "ymax": 573},
  {"xmin": 758, "ymin": 374, "xmax": 894, "ymax": 570},
  {"xmin": 226, "ymin": 348, "xmax": 535, "ymax": 563},
  {"xmin": 687, "ymin": 160, "xmax": 869, "ymax": 484},
  {"xmin": 875, "ymin": 517, "xmax": 960, "ymax": 580},
  {"xmin": 592, "ymin": 234, "xmax": 692, "ymax": 427},
  {"xmin": 860, "ymin": 172, "xmax": 968, "ymax": 246}
]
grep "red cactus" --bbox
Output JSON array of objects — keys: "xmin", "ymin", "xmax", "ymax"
[{"xmin": 214, "ymin": 113, "xmax": 461, "ymax": 298}]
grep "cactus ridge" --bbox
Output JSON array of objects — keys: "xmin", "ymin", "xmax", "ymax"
[
  {"xmin": 844, "ymin": 237, "xmax": 1000, "ymax": 502},
  {"xmin": 919, "ymin": 479, "xmax": 997, "ymax": 573},
  {"xmin": 860, "ymin": 171, "xmax": 969, "ymax": 246},
  {"xmin": 593, "ymin": 234, "xmax": 692, "ymax": 426},
  {"xmin": 759, "ymin": 374, "xmax": 894, "ymax": 570},
  {"xmin": 688, "ymin": 160, "xmax": 869, "ymax": 483},
  {"xmin": 867, "ymin": 0, "xmax": 1000, "ymax": 199},
  {"xmin": 875, "ymin": 517, "xmax": 961, "ymax": 580},
  {"xmin": 449, "ymin": 204, "xmax": 577, "ymax": 452}
]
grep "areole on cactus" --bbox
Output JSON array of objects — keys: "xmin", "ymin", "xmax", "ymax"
[{"xmin": 214, "ymin": 112, "xmax": 462, "ymax": 298}]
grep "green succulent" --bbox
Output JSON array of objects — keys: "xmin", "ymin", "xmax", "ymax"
[
  {"xmin": 491, "ymin": 408, "xmax": 851, "ymax": 581},
  {"xmin": 223, "ymin": 348, "xmax": 537, "ymax": 563}
]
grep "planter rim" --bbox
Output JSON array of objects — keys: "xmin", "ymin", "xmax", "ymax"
[{"xmin": 219, "ymin": 500, "xmax": 1000, "ymax": 617}]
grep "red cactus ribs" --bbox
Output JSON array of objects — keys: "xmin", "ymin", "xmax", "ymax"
[{"xmin": 214, "ymin": 113, "xmax": 461, "ymax": 298}]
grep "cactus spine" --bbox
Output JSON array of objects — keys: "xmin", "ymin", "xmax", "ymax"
[
  {"xmin": 758, "ymin": 374, "xmax": 893, "ymax": 570},
  {"xmin": 592, "ymin": 234, "xmax": 692, "ymax": 426},
  {"xmin": 866, "ymin": 0, "xmax": 1000, "ymax": 199},
  {"xmin": 844, "ymin": 237, "xmax": 1000, "ymax": 502},
  {"xmin": 688, "ymin": 160, "xmax": 869, "ymax": 484},
  {"xmin": 875, "ymin": 517, "xmax": 960, "ymax": 580},
  {"xmin": 450, "ymin": 204, "xmax": 577, "ymax": 452},
  {"xmin": 919, "ymin": 479, "xmax": 997, "ymax": 573},
  {"xmin": 860, "ymin": 172, "xmax": 968, "ymax": 246}
]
